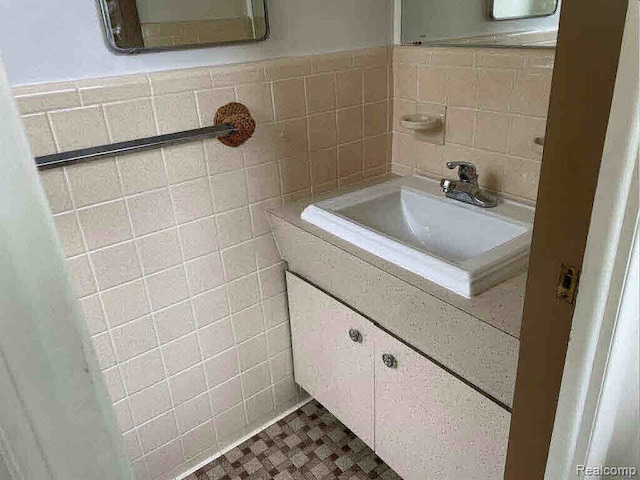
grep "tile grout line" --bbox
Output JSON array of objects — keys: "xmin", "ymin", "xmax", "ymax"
[
  {"xmin": 209, "ymin": 85, "xmax": 257, "ymax": 436},
  {"xmin": 64, "ymin": 205, "xmax": 280, "ymax": 266},
  {"xmin": 147, "ymin": 93, "xmax": 190, "ymax": 467},
  {"xmin": 55, "ymin": 128, "xmax": 151, "ymax": 473},
  {"xmin": 189, "ymin": 89, "xmax": 221, "ymax": 437},
  {"xmin": 105, "ymin": 103, "xmax": 161, "ymax": 476},
  {"xmin": 89, "ymin": 261, "xmax": 284, "ymax": 354}
]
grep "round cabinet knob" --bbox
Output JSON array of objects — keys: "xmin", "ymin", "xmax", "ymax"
[
  {"xmin": 382, "ymin": 353, "xmax": 397, "ymax": 369},
  {"xmin": 348, "ymin": 329, "xmax": 362, "ymax": 343}
]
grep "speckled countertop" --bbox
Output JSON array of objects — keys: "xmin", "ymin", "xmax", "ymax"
[{"xmin": 269, "ymin": 174, "xmax": 528, "ymax": 340}]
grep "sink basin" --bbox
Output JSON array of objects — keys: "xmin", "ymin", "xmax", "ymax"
[{"xmin": 300, "ymin": 175, "xmax": 534, "ymax": 298}]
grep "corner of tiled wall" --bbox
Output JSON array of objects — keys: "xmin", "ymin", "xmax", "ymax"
[
  {"xmin": 390, "ymin": 45, "xmax": 555, "ymax": 203},
  {"xmin": 13, "ymin": 45, "xmax": 392, "ymax": 480}
]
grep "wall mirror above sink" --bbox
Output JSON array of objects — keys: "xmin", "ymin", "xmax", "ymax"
[
  {"xmin": 97, "ymin": 0, "xmax": 268, "ymax": 54},
  {"xmin": 401, "ymin": 0, "xmax": 559, "ymax": 48},
  {"xmin": 491, "ymin": 0, "xmax": 559, "ymax": 20}
]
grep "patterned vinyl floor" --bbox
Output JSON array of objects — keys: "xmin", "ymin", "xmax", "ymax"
[{"xmin": 193, "ymin": 400, "xmax": 402, "ymax": 480}]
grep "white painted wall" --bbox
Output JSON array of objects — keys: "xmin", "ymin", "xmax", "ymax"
[
  {"xmin": 136, "ymin": 0, "xmax": 247, "ymax": 23},
  {"xmin": 401, "ymin": 0, "xmax": 559, "ymax": 43},
  {"xmin": 0, "ymin": 0, "xmax": 393, "ymax": 86}
]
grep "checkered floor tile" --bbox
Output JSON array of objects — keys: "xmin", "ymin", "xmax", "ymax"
[{"xmin": 194, "ymin": 400, "xmax": 402, "ymax": 480}]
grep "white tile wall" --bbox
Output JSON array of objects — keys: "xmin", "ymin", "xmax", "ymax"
[{"xmin": 14, "ymin": 45, "xmax": 392, "ymax": 480}]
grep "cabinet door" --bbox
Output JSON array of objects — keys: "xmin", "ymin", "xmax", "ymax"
[
  {"xmin": 286, "ymin": 272, "xmax": 374, "ymax": 447},
  {"xmin": 374, "ymin": 330, "xmax": 510, "ymax": 480}
]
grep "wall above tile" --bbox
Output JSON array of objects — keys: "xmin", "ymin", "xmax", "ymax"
[{"xmin": 0, "ymin": 0, "xmax": 393, "ymax": 86}]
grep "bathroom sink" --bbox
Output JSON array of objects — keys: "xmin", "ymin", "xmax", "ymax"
[{"xmin": 300, "ymin": 175, "xmax": 534, "ymax": 298}]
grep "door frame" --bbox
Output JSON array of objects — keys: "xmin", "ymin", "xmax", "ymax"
[
  {"xmin": 505, "ymin": 0, "xmax": 637, "ymax": 478},
  {"xmin": 545, "ymin": 0, "xmax": 639, "ymax": 472}
]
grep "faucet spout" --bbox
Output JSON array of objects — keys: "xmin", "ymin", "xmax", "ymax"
[{"xmin": 440, "ymin": 162, "xmax": 497, "ymax": 208}]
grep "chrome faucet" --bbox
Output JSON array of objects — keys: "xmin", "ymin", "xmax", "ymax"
[{"xmin": 440, "ymin": 161, "xmax": 497, "ymax": 208}]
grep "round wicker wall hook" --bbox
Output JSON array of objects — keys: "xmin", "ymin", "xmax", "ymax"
[{"xmin": 213, "ymin": 102, "xmax": 256, "ymax": 147}]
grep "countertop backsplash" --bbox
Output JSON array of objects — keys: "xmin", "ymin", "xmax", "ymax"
[{"xmin": 391, "ymin": 45, "xmax": 554, "ymax": 204}]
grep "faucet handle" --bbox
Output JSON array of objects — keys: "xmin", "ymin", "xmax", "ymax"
[{"xmin": 446, "ymin": 161, "xmax": 478, "ymax": 184}]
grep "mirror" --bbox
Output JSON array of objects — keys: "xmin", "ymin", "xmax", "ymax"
[
  {"xmin": 492, "ymin": 0, "xmax": 558, "ymax": 20},
  {"xmin": 401, "ymin": 0, "xmax": 559, "ymax": 48},
  {"xmin": 98, "ymin": 0, "xmax": 268, "ymax": 53}
]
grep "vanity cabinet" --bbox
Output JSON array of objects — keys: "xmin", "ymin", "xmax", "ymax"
[
  {"xmin": 286, "ymin": 272, "xmax": 375, "ymax": 448},
  {"xmin": 286, "ymin": 271, "xmax": 509, "ymax": 480},
  {"xmin": 374, "ymin": 330, "xmax": 510, "ymax": 480}
]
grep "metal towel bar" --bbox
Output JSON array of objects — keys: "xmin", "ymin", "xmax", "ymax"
[{"xmin": 35, "ymin": 124, "xmax": 236, "ymax": 170}]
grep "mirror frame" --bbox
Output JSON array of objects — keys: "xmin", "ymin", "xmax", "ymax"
[
  {"xmin": 96, "ymin": 0, "xmax": 270, "ymax": 54},
  {"xmin": 489, "ymin": 0, "xmax": 559, "ymax": 21}
]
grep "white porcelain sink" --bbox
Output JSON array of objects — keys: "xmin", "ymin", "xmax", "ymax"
[{"xmin": 301, "ymin": 175, "xmax": 534, "ymax": 298}]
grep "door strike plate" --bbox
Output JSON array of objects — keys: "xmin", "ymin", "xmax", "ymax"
[{"xmin": 556, "ymin": 263, "xmax": 580, "ymax": 304}]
